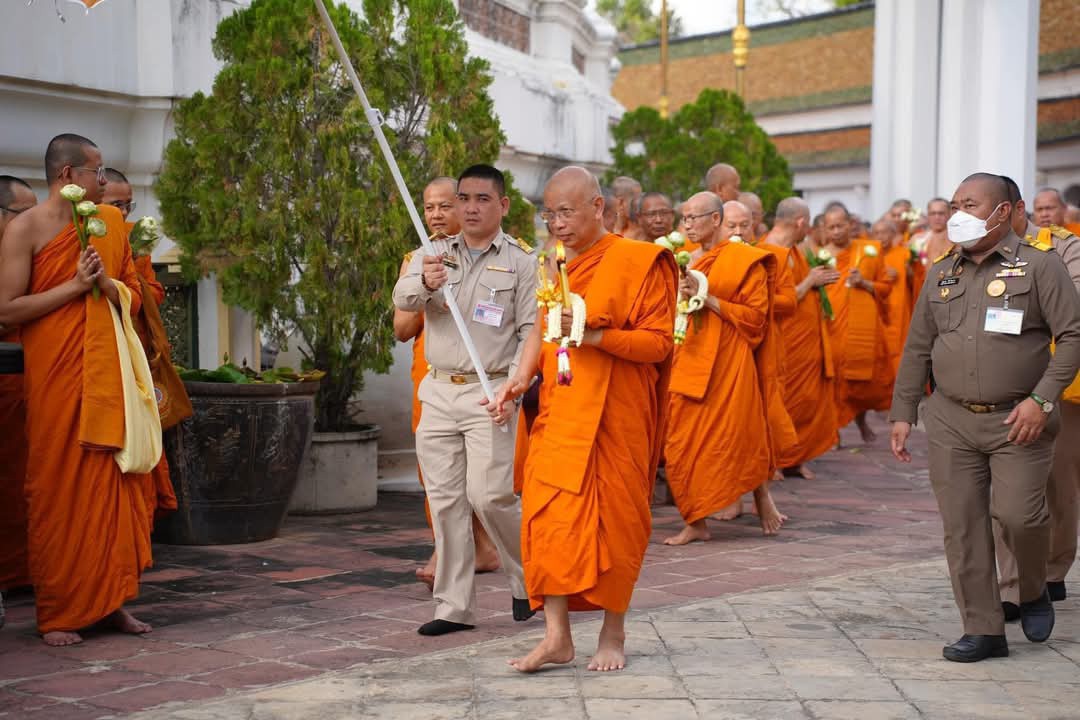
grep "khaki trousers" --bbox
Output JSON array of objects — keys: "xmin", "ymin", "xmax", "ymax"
[
  {"xmin": 416, "ymin": 376, "xmax": 526, "ymax": 624},
  {"xmin": 995, "ymin": 401, "xmax": 1080, "ymax": 603},
  {"xmin": 924, "ymin": 392, "xmax": 1056, "ymax": 636}
]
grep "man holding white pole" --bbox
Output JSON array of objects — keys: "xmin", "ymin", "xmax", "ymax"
[{"xmin": 394, "ymin": 164, "xmax": 538, "ymax": 635}]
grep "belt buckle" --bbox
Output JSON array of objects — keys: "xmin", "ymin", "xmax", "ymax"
[
  {"xmin": 450, "ymin": 374, "xmax": 467, "ymax": 385},
  {"xmin": 968, "ymin": 403, "xmax": 992, "ymax": 413}
]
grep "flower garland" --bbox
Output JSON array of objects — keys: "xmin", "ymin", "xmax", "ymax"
[{"xmin": 535, "ymin": 243, "xmax": 585, "ymax": 385}]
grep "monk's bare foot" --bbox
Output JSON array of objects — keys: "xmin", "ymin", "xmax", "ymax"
[
  {"xmin": 416, "ymin": 553, "xmax": 436, "ymax": 591},
  {"xmin": 771, "ymin": 469, "xmax": 784, "ymax": 483},
  {"xmin": 855, "ymin": 414, "xmax": 877, "ymax": 444},
  {"xmin": 473, "ymin": 517, "xmax": 501, "ymax": 574},
  {"xmin": 109, "ymin": 609, "xmax": 152, "ymax": 635},
  {"xmin": 753, "ymin": 487, "xmax": 787, "ymax": 536},
  {"xmin": 663, "ymin": 522, "xmax": 710, "ymax": 546},
  {"xmin": 795, "ymin": 464, "xmax": 816, "ymax": 480},
  {"xmin": 42, "ymin": 631, "xmax": 82, "ymax": 647},
  {"xmin": 588, "ymin": 627, "xmax": 626, "ymax": 672},
  {"xmin": 713, "ymin": 499, "xmax": 743, "ymax": 521},
  {"xmin": 508, "ymin": 635, "xmax": 575, "ymax": 673}
]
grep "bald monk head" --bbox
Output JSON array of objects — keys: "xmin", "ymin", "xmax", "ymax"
[
  {"xmin": 705, "ymin": 163, "xmax": 740, "ymax": 202},
  {"xmin": 888, "ymin": 199, "xmax": 913, "ymax": 234},
  {"xmin": 999, "ymin": 175, "xmax": 1030, "ymax": 238},
  {"xmin": 1033, "ymin": 188, "xmax": 1067, "ymax": 228},
  {"xmin": 737, "ymin": 191, "xmax": 768, "ymax": 239},
  {"xmin": 45, "ymin": 133, "xmax": 105, "ymax": 204},
  {"xmin": 823, "ymin": 203, "xmax": 852, "ymax": 249},
  {"xmin": 101, "ymin": 168, "xmax": 134, "ymax": 220},
  {"xmin": 600, "ymin": 187, "xmax": 618, "ymax": 233},
  {"xmin": 542, "ymin": 166, "xmax": 605, "ymax": 256},
  {"xmin": 680, "ymin": 191, "xmax": 723, "ymax": 251},
  {"xmin": 720, "ymin": 200, "xmax": 753, "ymax": 243},
  {"xmin": 871, "ymin": 217, "xmax": 900, "ymax": 249},
  {"xmin": 422, "ymin": 176, "xmax": 460, "ymax": 237},
  {"xmin": 611, "ymin": 176, "xmax": 642, "ymax": 235},
  {"xmin": 949, "ymin": 172, "xmax": 1013, "ymax": 254},
  {"xmin": 927, "ymin": 197, "xmax": 949, "ymax": 233},
  {"xmin": 637, "ymin": 192, "xmax": 675, "ymax": 241},
  {"xmin": 769, "ymin": 196, "xmax": 810, "ymax": 248},
  {"xmin": 0, "ymin": 176, "xmax": 37, "ymax": 238}
]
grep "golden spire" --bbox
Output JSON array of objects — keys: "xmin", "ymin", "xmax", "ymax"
[
  {"xmin": 659, "ymin": 0, "xmax": 669, "ymax": 118},
  {"xmin": 733, "ymin": 0, "xmax": 750, "ymax": 97}
]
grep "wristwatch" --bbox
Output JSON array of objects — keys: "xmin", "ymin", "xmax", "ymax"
[{"xmin": 1030, "ymin": 392, "xmax": 1054, "ymax": 414}]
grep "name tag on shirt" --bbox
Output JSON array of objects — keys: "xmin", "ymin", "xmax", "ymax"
[
  {"xmin": 985, "ymin": 307, "xmax": 1023, "ymax": 335},
  {"xmin": 473, "ymin": 301, "xmax": 505, "ymax": 328}
]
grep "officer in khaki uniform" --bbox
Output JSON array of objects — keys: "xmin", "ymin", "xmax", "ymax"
[
  {"xmin": 393, "ymin": 164, "xmax": 538, "ymax": 636},
  {"xmin": 891, "ymin": 173, "xmax": 1080, "ymax": 662},
  {"xmin": 993, "ymin": 177, "xmax": 1080, "ymax": 616}
]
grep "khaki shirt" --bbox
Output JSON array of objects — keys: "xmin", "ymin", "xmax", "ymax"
[
  {"xmin": 891, "ymin": 229, "xmax": 1080, "ymax": 424},
  {"xmin": 1028, "ymin": 221, "xmax": 1080, "ymax": 292},
  {"xmin": 393, "ymin": 231, "xmax": 538, "ymax": 375}
]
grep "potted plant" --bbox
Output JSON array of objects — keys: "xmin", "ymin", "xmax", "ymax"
[
  {"xmin": 155, "ymin": 0, "xmax": 534, "ymax": 515},
  {"xmin": 155, "ymin": 363, "xmax": 323, "ymax": 544}
]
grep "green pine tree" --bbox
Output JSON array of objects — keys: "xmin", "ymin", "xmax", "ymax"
[
  {"xmin": 606, "ymin": 88, "xmax": 794, "ymax": 214},
  {"xmin": 157, "ymin": 0, "xmax": 534, "ymax": 432}
]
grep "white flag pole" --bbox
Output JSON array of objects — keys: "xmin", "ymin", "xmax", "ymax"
[{"xmin": 312, "ymin": 0, "xmax": 505, "ymax": 419}]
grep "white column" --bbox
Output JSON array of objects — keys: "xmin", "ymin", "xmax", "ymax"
[
  {"xmin": 869, "ymin": 0, "xmax": 943, "ymax": 218},
  {"xmin": 936, "ymin": 0, "xmax": 1040, "ymax": 201}
]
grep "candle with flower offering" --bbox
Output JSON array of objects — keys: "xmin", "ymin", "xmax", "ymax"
[{"xmin": 556, "ymin": 241, "xmax": 572, "ymax": 307}]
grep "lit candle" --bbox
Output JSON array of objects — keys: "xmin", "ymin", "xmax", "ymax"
[{"xmin": 556, "ymin": 241, "xmax": 572, "ymax": 306}]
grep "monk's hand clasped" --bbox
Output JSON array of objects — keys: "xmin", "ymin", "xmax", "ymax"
[
  {"xmin": 808, "ymin": 265, "xmax": 840, "ymax": 288},
  {"xmin": 75, "ymin": 246, "xmax": 103, "ymax": 291},
  {"xmin": 679, "ymin": 272, "xmax": 700, "ymax": 300},
  {"xmin": 1004, "ymin": 398, "xmax": 1048, "ymax": 446},
  {"xmin": 421, "ymin": 253, "xmax": 449, "ymax": 291},
  {"xmin": 848, "ymin": 268, "xmax": 870, "ymax": 292}
]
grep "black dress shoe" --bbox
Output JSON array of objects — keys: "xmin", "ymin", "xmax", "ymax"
[
  {"xmin": 942, "ymin": 634, "xmax": 1009, "ymax": 663},
  {"xmin": 417, "ymin": 619, "xmax": 474, "ymax": 636},
  {"xmin": 1020, "ymin": 590, "xmax": 1055, "ymax": 643},
  {"xmin": 512, "ymin": 597, "xmax": 536, "ymax": 622},
  {"xmin": 1047, "ymin": 581, "xmax": 1067, "ymax": 602},
  {"xmin": 1001, "ymin": 601, "xmax": 1021, "ymax": 622}
]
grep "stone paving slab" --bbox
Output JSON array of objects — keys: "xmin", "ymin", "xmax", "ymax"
[{"xmin": 119, "ymin": 559, "xmax": 1080, "ymax": 720}]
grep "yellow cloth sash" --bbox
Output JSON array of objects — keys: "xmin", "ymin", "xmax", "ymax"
[{"xmin": 108, "ymin": 280, "xmax": 163, "ymax": 473}]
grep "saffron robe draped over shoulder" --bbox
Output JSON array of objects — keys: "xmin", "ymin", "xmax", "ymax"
[
  {"xmin": 882, "ymin": 243, "xmax": 912, "ymax": 377},
  {"xmin": 664, "ymin": 241, "xmax": 779, "ymax": 524},
  {"xmin": 825, "ymin": 240, "xmax": 894, "ymax": 430},
  {"xmin": 0, "ymin": 327, "xmax": 29, "ymax": 590},
  {"xmin": 522, "ymin": 234, "xmax": 676, "ymax": 613},
  {"xmin": 21, "ymin": 204, "xmax": 158, "ymax": 634},
  {"xmin": 757, "ymin": 240, "xmax": 801, "ymax": 466},
  {"xmin": 776, "ymin": 248, "xmax": 837, "ymax": 465}
]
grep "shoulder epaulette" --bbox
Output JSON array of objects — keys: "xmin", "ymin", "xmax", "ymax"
[
  {"xmin": 404, "ymin": 250, "xmax": 415, "ymax": 263},
  {"xmin": 1024, "ymin": 235, "xmax": 1053, "ymax": 252},
  {"xmin": 1050, "ymin": 225, "xmax": 1076, "ymax": 241},
  {"xmin": 932, "ymin": 249, "xmax": 955, "ymax": 264},
  {"xmin": 513, "ymin": 237, "xmax": 534, "ymax": 254}
]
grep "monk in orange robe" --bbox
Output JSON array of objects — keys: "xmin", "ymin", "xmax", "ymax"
[
  {"xmin": 909, "ymin": 198, "xmax": 952, "ymax": 303},
  {"xmin": 103, "ymin": 169, "xmax": 178, "ymax": 526},
  {"xmin": 487, "ymin": 166, "xmax": 676, "ymax": 673},
  {"xmin": 876, "ymin": 218, "xmax": 910, "ymax": 377},
  {"xmin": 0, "ymin": 134, "xmax": 163, "ymax": 646},
  {"xmin": 739, "ymin": 191, "xmax": 771, "ymax": 245},
  {"xmin": 394, "ymin": 177, "xmax": 498, "ymax": 589},
  {"xmin": 663, "ymin": 195, "xmax": 787, "ymax": 544},
  {"xmin": 768, "ymin": 197, "xmax": 840, "ymax": 479},
  {"xmin": 822, "ymin": 203, "xmax": 894, "ymax": 443},
  {"xmin": 0, "ymin": 176, "xmax": 37, "ymax": 593}
]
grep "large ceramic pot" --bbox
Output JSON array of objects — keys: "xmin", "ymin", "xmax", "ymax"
[
  {"xmin": 155, "ymin": 380, "xmax": 318, "ymax": 545},
  {"xmin": 289, "ymin": 425, "xmax": 381, "ymax": 514}
]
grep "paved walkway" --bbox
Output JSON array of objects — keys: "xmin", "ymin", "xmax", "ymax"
[
  {"xmin": 3, "ymin": 414, "xmax": 1074, "ymax": 718},
  {"xmin": 123, "ymin": 559, "xmax": 1080, "ymax": 720}
]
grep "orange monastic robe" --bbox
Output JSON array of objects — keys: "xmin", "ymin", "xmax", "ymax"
[
  {"xmin": 882, "ymin": 243, "xmax": 911, "ymax": 377},
  {"xmin": 130, "ymin": 253, "xmax": 177, "ymax": 523},
  {"xmin": 1066, "ymin": 223, "xmax": 1080, "ymax": 237},
  {"xmin": 22, "ymin": 205, "xmax": 158, "ymax": 633},
  {"xmin": 0, "ymin": 327, "xmax": 29, "ymax": 590},
  {"xmin": 777, "ymin": 248, "xmax": 837, "ymax": 464},
  {"xmin": 826, "ymin": 240, "xmax": 894, "ymax": 430},
  {"xmin": 522, "ymin": 234, "xmax": 676, "ymax": 612},
  {"xmin": 757, "ymin": 239, "xmax": 801, "ymax": 467},
  {"xmin": 665, "ymin": 241, "xmax": 778, "ymax": 523},
  {"xmin": 409, "ymin": 324, "xmax": 435, "ymax": 530}
]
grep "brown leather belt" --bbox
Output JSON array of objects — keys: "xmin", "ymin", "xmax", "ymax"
[
  {"xmin": 429, "ymin": 368, "xmax": 507, "ymax": 385},
  {"xmin": 960, "ymin": 399, "xmax": 1020, "ymax": 414}
]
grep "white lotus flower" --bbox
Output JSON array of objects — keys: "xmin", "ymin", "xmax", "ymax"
[
  {"xmin": 86, "ymin": 217, "xmax": 107, "ymax": 237},
  {"xmin": 60, "ymin": 184, "xmax": 86, "ymax": 202},
  {"xmin": 75, "ymin": 201, "xmax": 98, "ymax": 217}
]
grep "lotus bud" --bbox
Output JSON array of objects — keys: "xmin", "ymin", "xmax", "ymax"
[
  {"xmin": 863, "ymin": 245, "xmax": 879, "ymax": 257},
  {"xmin": 666, "ymin": 231, "xmax": 685, "ymax": 248},
  {"xmin": 655, "ymin": 238, "xmax": 674, "ymax": 252},
  {"xmin": 675, "ymin": 250, "xmax": 692, "ymax": 266},
  {"xmin": 86, "ymin": 217, "xmax": 107, "ymax": 237},
  {"xmin": 60, "ymin": 184, "xmax": 86, "ymax": 202},
  {"xmin": 75, "ymin": 201, "xmax": 98, "ymax": 217}
]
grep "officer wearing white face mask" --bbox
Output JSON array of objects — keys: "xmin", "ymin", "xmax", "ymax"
[{"xmin": 890, "ymin": 172, "xmax": 1080, "ymax": 663}]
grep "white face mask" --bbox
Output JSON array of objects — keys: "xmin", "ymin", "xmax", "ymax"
[{"xmin": 947, "ymin": 203, "xmax": 1004, "ymax": 247}]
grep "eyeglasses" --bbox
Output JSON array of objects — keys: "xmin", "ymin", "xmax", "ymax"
[
  {"xmin": 540, "ymin": 198, "xmax": 598, "ymax": 224},
  {"xmin": 70, "ymin": 166, "xmax": 106, "ymax": 183},
  {"xmin": 0, "ymin": 206, "xmax": 26, "ymax": 215},
  {"xmin": 108, "ymin": 200, "xmax": 136, "ymax": 214},
  {"xmin": 640, "ymin": 209, "xmax": 675, "ymax": 220},
  {"xmin": 682, "ymin": 211, "xmax": 718, "ymax": 224}
]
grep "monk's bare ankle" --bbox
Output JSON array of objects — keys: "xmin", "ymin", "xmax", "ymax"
[{"xmin": 42, "ymin": 630, "xmax": 82, "ymax": 647}]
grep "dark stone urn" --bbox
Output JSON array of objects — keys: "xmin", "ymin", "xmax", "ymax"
[{"xmin": 155, "ymin": 380, "xmax": 318, "ymax": 545}]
